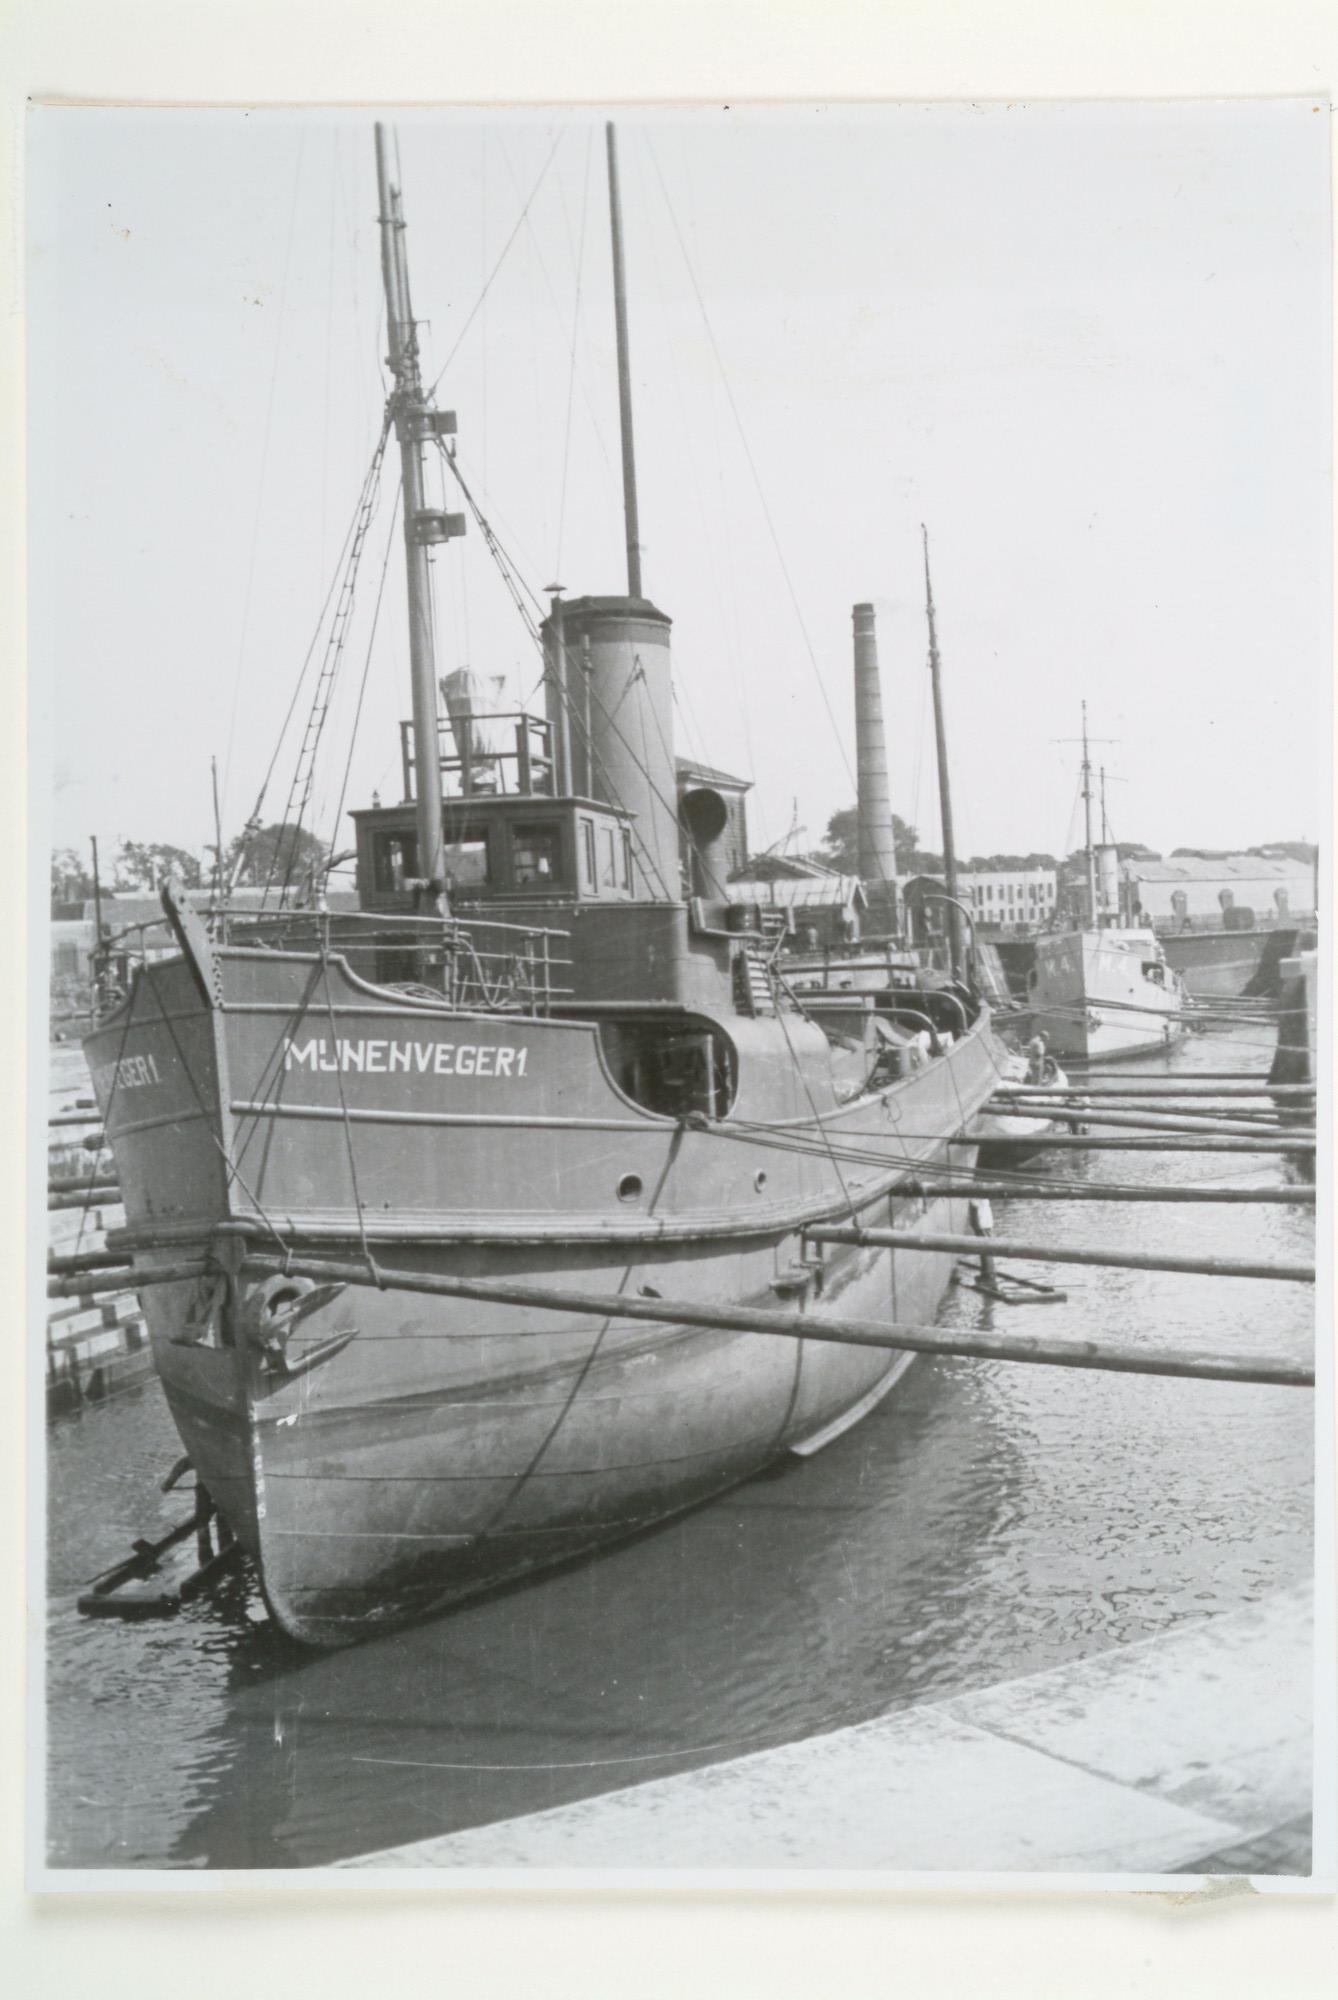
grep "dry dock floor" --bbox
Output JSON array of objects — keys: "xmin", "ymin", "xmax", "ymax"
[{"xmin": 346, "ymin": 1584, "xmax": 1315, "ymax": 1875}]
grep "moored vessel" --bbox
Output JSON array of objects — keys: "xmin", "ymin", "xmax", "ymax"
[
  {"xmin": 1025, "ymin": 924, "xmax": 1184, "ymax": 1063},
  {"xmin": 1021, "ymin": 708, "xmax": 1187, "ymax": 1064},
  {"xmin": 83, "ymin": 124, "xmax": 1005, "ymax": 1648},
  {"xmin": 1159, "ymin": 921, "xmax": 1303, "ymax": 1001}
]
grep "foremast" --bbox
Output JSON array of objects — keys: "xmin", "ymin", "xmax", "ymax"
[
  {"xmin": 1080, "ymin": 699, "xmax": 1098, "ymax": 927},
  {"xmin": 375, "ymin": 124, "xmax": 463, "ymax": 914}
]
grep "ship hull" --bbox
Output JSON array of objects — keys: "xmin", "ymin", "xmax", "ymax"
[
  {"xmin": 87, "ymin": 944, "xmax": 998, "ymax": 1646},
  {"xmin": 146, "ymin": 1218, "xmax": 969, "ymax": 1646},
  {"xmin": 1160, "ymin": 925, "xmax": 1301, "ymax": 1000},
  {"xmin": 1026, "ymin": 929, "xmax": 1185, "ymax": 1064}
]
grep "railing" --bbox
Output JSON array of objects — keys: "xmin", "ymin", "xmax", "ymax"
[
  {"xmin": 95, "ymin": 905, "xmax": 574, "ymax": 1018},
  {"xmin": 1150, "ymin": 911, "xmax": 1303, "ymax": 937},
  {"xmin": 401, "ymin": 711, "xmax": 556, "ymax": 801}
]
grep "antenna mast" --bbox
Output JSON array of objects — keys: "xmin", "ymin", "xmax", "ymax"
[
  {"xmin": 1081, "ymin": 701, "xmax": 1097, "ymax": 927},
  {"xmin": 605, "ymin": 123, "xmax": 643, "ymax": 598},
  {"xmin": 375, "ymin": 124, "xmax": 461, "ymax": 913},
  {"xmin": 923, "ymin": 528, "xmax": 962, "ymax": 978}
]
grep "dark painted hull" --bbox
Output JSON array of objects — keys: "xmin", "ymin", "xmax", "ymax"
[
  {"xmin": 1160, "ymin": 926, "xmax": 1301, "ymax": 1000},
  {"xmin": 87, "ymin": 946, "xmax": 999, "ymax": 1646}
]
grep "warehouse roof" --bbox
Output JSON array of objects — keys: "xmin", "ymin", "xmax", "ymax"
[
  {"xmin": 726, "ymin": 875, "xmax": 867, "ymax": 911},
  {"xmin": 1123, "ymin": 855, "xmax": 1311, "ymax": 884}
]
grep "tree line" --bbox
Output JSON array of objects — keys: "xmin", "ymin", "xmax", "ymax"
[
  {"xmin": 51, "ymin": 823, "xmax": 330, "ymax": 911},
  {"xmin": 809, "ymin": 807, "xmax": 1064, "ymax": 877},
  {"xmin": 806, "ymin": 806, "xmax": 1214, "ymax": 876}
]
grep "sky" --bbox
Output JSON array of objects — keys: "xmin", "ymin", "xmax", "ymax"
[{"xmin": 27, "ymin": 101, "xmax": 1332, "ymax": 879}]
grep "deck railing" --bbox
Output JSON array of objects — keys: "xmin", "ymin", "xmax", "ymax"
[{"xmin": 95, "ymin": 905, "xmax": 573, "ymax": 1018}]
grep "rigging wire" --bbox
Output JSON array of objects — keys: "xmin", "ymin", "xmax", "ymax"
[
  {"xmin": 643, "ymin": 133, "xmax": 859, "ymax": 801},
  {"xmin": 427, "ymin": 131, "xmax": 565, "ymax": 397},
  {"xmin": 266, "ymin": 416, "xmax": 393, "ymax": 907},
  {"xmin": 231, "ymin": 427, "xmax": 389, "ymax": 879},
  {"xmin": 221, "ymin": 130, "xmax": 308, "ymax": 825},
  {"xmin": 626, "ymin": 137, "xmax": 743, "ymax": 790},
  {"xmin": 325, "ymin": 483, "xmax": 403, "ymax": 859},
  {"xmin": 319, "ymin": 127, "xmax": 338, "ymax": 603},
  {"xmin": 493, "ymin": 128, "xmax": 619, "ymax": 493},
  {"xmin": 439, "ymin": 444, "xmax": 546, "ymax": 635}
]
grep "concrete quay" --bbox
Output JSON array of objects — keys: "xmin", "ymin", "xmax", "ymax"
[{"xmin": 345, "ymin": 1584, "xmax": 1317, "ymax": 1878}]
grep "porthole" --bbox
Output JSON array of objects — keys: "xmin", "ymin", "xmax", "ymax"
[
  {"xmin": 617, "ymin": 1173, "xmax": 643, "ymax": 1203},
  {"xmin": 754, "ymin": 1169, "xmax": 768, "ymax": 1192}
]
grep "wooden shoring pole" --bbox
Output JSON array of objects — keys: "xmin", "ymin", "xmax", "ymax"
[
  {"xmin": 992, "ymin": 1103, "xmax": 1303, "ymax": 1127},
  {"xmin": 805, "ymin": 1224, "xmax": 1314, "ymax": 1285},
  {"xmin": 48, "ymin": 1248, "xmax": 132, "ymax": 1274},
  {"xmin": 958, "ymin": 1132, "xmax": 1314, "ymax": 1154},
  {"xmin": 241, "ymin": 1252, "xmax": 1313, "ymax": 1389},
  {"xmin": 899, "ymin": 1180, "xmax": 1316, "ymax": 1206},
  {"xmin": 995, "ymin": 1082, "xmax": 1315, "ymax": 1100},
  {"xmin": 984, "ymin": 1101, "xmax": 1312, "ymax": 1140},
  {"xmin": 46, "ymin": 1261, "xmax": 207, "ymax": 1300},
  {"xmin": 49, "ymin": 1188, "xmax": 122, "ymax": 1212},
  {"xmin": 1083, "ymin": 1069, "xmax": 1300, "ymax": 1082}
]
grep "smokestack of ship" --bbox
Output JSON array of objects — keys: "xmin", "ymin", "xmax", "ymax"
[{"xmin": 852, "ymin": 603, "xmax": 899, "ymax": 935}]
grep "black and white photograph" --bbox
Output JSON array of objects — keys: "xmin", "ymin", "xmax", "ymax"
[{"xmin": 28, "ymin": 97, "xmax": 1331, "ymax": 1887}]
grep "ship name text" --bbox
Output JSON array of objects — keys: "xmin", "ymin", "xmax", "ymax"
[
  {"xmin": 283, "ymin": 1036, "xmax": 529, "ymax": 1078},
  {"xmin": 92, "ymin": 1052, "xmax": 163, "ymax": 1096}
]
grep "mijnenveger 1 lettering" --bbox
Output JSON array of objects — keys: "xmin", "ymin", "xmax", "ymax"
[{"xmin": 283, "ymin": 1037, "xmax": 528, "ymax": 1077}]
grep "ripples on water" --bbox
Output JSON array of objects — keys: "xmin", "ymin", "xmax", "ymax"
[{"xmin": 44, "ymin": 1029, "xmax": 1315, "ymax": 1867}]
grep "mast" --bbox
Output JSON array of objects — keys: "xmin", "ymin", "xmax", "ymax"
[
  {"xmin": 605, "ymin": 123, "xmax": 643, "ymax": 598},
  {"xmin": 90, "ymin": 835, "xmax": 104, "ymax": 946},
  {"xmin": 923, "ymin": 527, "xmax": 962, "ymax": 978},
  {"xmin": 210, "ymin": 756, "xmax": 224, "ymax": 906},
  {"xmin": 545, "ymin": 585, "xmax": 573, "ymax": 794},
  {"xmin": 375, "ymin": 124, "xmax": 457, "ymax": 912},
  {"xmin": 1081, "ymin": 700, "xmax": 1097, "ymax": 928}
]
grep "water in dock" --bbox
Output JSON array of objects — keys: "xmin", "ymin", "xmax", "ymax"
[{"xmin": 43, "ymin": 1026, "xmax": 1314, "ymax": 1870}]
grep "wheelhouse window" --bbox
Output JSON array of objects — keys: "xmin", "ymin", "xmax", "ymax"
[
  {"xmin": 599, "ymin": 825, "xmax": 617, "ymax": 888},
  {"xmin": 620, "ymin": 829, "xmax": 633, "ymax": 889},
  {"xmin": 373, "ymin": 831, "xmax": 419, "ymax": 894},
  {"xmin": 443, "ymin": 829, "xmax": 490, "ymax": 891},
  {"xmin": 581, "ymin": 817, "xmax": 597, "ymax": 889},
  {"xmin": 511, "ymin": 822, "xmax": 564, "ymax": 888}
]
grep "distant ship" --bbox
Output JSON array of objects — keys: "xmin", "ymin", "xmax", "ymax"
[
  {"xmin": 1159, "ymin": 921, "xmax": 1304, "ymax": 1001},
  {"xmin": 1019, "ymin": 710, "xmax": 1187, "ymax": 1065},
  {"xmin": 1025, "ymin": 925, "xmax": 1184, "ymax": 1063}
]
